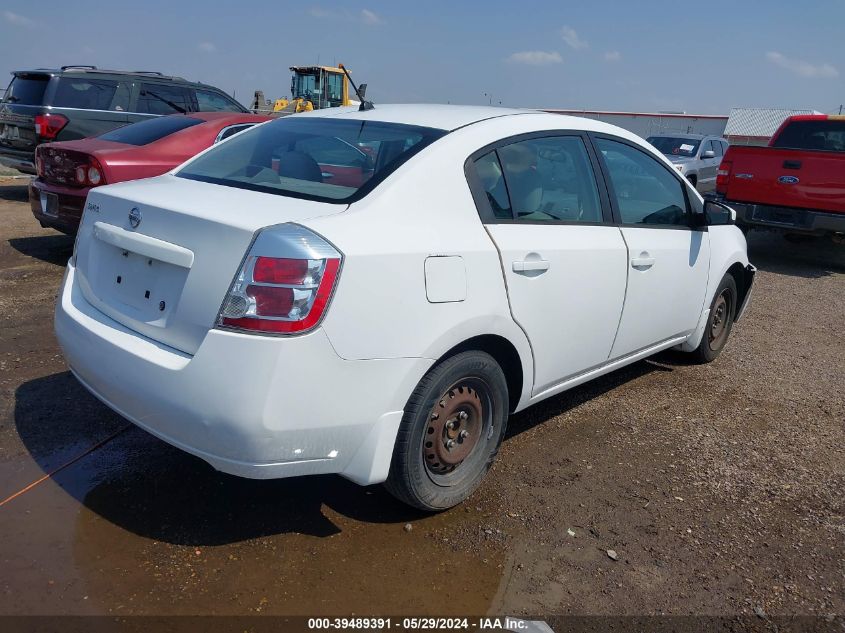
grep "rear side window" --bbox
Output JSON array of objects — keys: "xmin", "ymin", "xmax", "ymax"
[
  {"xmin": 473, "ymin": 151, "xmax": 512, "ymax": 219},
  {"xmin": 52, "ymin": 78, "xmax": 125, "ymax": 110},
  {"xmin": 177, "ymin": 117, "xmax": 445, "ymax": 203},
  {"xmin": 196, "ymin": 89, "xmax": 244, "ymax": 112},
  {"xmin": 497, "ymin": 136, "xmax": 602, "ymax": 223},
  {"xmin": 3, "ymin": 75, "xmax": 49, "ymax": 105},
  {"xmin": 137, "ymin": 83, "xmax": 191, "ymax": 114},
  {"xmin": 99, "ymin": 116, "xmax": 204, "ymax": 146},
  {"xmin": 772, "ymin": 120, "xmax": 845, "ymax": 152},
  {"xmin": 596, "ymin": 138, "xmax": 689, "ymax": 226}
]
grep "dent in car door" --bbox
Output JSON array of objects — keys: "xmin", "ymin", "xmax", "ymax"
[
  {"xmin": 467, "ymin": 134, "xmax": 628, "ymax": 394},
  {"xmin": 592, "ymin": 136, "xmax": 710, "ymax": 358}
]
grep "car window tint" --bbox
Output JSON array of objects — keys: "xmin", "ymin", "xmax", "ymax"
[
  {"xmin": 52, "ymin": 78, "xmax": 118, "ymax": 109},
  {"xmin": 473, "ymin": 151, "xmax": 512, "ymax": 219},
  {"xmin": 137, "ymin": 83, "xmax": 191, "ymax": 115},
  {"xmin": 497, "ymin": 136, "xmax": 602, "ymax": 223},
  {"xmin": 771, "ymin": 120, "xmax": 845, "ymax": 152},
  {"xmin": 196, "ymin": 89, "xmax": 243, "ymax": 112},
  {"xmin": 178, "ymin": 117, "xmax": 445, "ymax": 202},
  {"xmin": 99, "ymin": 115, "xmax": 204, "ymax": 146},
  {"xmin": 711, "ymin": 140, "xmax": 723, "ymax": 156},
  {"xmin": 217, "ymin": 124, "xmax": 254, "ymax": 142},
  {"xmin": 4, "ymin": 75, "xmax": 49, "ymax": 105},
  {"xmin": 596, "ymin": 138, "xmax": 688, "ymax": 226}
]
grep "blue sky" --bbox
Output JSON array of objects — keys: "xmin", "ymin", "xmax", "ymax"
[{"xmin": 1, "ymin": 0, "xmax": 843, "ymax": 114}]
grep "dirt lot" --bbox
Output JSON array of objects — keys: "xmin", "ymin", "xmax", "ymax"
[{"xmin": 0, "ymin": 177, "xmax": 842, "ymax": 619}]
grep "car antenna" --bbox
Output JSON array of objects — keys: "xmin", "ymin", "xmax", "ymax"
[{"xmin": 339, "ymin": 64, "xmax": 374, "ymax": 111}]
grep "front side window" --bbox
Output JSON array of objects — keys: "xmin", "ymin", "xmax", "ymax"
[
  {"xmin": 52, "ymin": 78, "xmax": 120, "ymax": 110},
  {"xmin": 178, "ymin": 117, "xmax": 445, "ymax": 202},
  {"xmin": 495, "ymin": 136, "xmax": 602, "ymax": 223},
  {"xmin": 646, "ymin": 136, "xmax": 702, "ymax": 158},
  {"xmin": 137, "ymin": 83, "xmax": 191, "ymax": 114},
  {"xmin": 196, "ymin": 89, "xmax": 244, "ymax": 112},
  {"xmin": 596, "ymin": 138, "xmax": 689, "ymax": 227}
]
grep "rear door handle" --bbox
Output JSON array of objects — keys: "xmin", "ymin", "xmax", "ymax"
[
  {"xmin": 513, "ymin": 260, "xmax": 550, "ymax": 273},
  {"xmin": 631, "ymin": 253, "xmax": 655, "ymax": 270}
]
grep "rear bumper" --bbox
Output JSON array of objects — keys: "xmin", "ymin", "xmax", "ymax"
[
  {"xmin": 714, "ymin": 196, "xmax": 845, "ymax": 235},
  {"xmin": 0, "ymin": 147, "xmax": 36, "ymax": 174},
  {"xmin": 29, "ymin": 179, "xmax": 87, "ymax": 234},
  {"xmin": 55, "ymin": 263, "xmax": 432, "ymax": 485}
]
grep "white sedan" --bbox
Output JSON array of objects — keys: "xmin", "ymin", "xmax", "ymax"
[{"xmin": 55, "ymin": 104, "xmax": 755, "ymax": 510}]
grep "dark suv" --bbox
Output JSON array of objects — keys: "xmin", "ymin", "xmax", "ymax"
[{"xmin": 0, "ymin": 66, "xmax": 247, "ymax": 174}]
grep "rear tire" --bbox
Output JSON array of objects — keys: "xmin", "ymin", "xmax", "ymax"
[
  {"xmin": 384, "ymin": 351, "xmax": 509, "ymax": 511},
  {"xmin": 689, "ymin": 274, "xmax": 737, "ymax": 364}
]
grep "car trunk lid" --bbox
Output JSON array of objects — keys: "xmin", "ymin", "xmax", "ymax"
[{"xmin": 73, "ymin": 175, "xmax": 345, "ymax": 354}]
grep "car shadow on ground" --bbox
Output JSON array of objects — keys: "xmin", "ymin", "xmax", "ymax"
[
  {"xmin": 747, "ymin": 231, "xmax": 845, "ymax": 279},
  {"xmin": 0, "ymin": 181, "xmax": 30, "ymax": 203},
  {"xmin": 8, "ymin": 234, "xmax": 74, "ymax": 266},
  {"xmin": 15, "ymin": 360, "xmax": 670, "ymax": 546}
]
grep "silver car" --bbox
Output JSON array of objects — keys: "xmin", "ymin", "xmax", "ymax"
[{"xmin": 646, "ymin": 134, "xmax": 729, "ymax": 192}]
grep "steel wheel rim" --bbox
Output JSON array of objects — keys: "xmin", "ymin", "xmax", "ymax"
[
  {"xmin": 422, "ymin": 377, "xmax": 493, "ymax": 485},
  {"xmin": 709, "ymin": 289, "xmax": 732, "ymax": 349}
]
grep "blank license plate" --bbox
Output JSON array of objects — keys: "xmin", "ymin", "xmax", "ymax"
[{"xmin": 40, "ymin": 192, "xmax": 58, "ymax": 218}]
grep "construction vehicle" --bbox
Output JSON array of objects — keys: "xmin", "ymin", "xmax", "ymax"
[{"xmin": 269, "ymin": 65, "xmax": 368, "ymax": 114}]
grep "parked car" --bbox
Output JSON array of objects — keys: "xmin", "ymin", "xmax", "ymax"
[
  {"xmin": 30, "ymin": 112, "xmax": 269, "ymax": 234},
  {"xmin": 710, "ymin": 114, "xmax": 845, "ymax": 240},
  {"xmin": 646, "ymin": 133, "xmax": 729, "ymax": 192},
  {"xmin": 0, "ymin": 66, "xmax": 248, "ymax": 174},
  {"xmin": 54, "ymin": 105, "xmax": 755, "ymax": 510}
]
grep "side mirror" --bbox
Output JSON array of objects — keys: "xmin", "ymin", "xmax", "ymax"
[
  {"xmin": 701, "ymin": 150, "xmax": 716, "ymax": 159},
  {"xmin": 704, "ymin": 199, "xmax": 736, "ymax": 226}
]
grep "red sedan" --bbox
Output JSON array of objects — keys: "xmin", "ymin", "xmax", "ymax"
[{"xmin": 30, "ymin": 112, "xmax": 270, "ymax": 234}]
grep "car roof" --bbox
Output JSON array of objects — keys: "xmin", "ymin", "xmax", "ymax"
[
  {"xmin": 295, "ymin": 103, "xmax": 537, "ymax": 131},
  {"xmin": 12, "ymin": 67, "xmax": 223, "ymax": 90},
  {"xmin": 648, "ymin": 133, "xmax": 707, "ymax": 140}
]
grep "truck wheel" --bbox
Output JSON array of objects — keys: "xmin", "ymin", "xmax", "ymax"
[
  {"xmin": 689, "ymin": 274, "xmax": 738, "ymax": 364},
  {"xmin": 384, "ymin": 351, "xmax": 509, "ymax": 511}
]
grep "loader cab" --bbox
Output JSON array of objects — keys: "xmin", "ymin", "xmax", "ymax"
[{"xmin": 289, "ymin": 66, "xmax": 349, "ymax": 110}]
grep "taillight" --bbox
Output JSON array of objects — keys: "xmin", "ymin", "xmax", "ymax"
[
  {"xmin": 34, "ymin": 113, "xmax": 68, "ymax": 140},
  {"xmin": 217, "ymin": 224, "xmax": 342, "ymax": 335},
  {"xmin": 34, "ymin": 147, "xmax": 45, "ymax": 177},
  {"xmin": 716, "ymin": 160, "xmax": 732, "ymax": 194},
  {"xmin": 72, "ymin": 156, "xmax": 106, "ymax": 187}
]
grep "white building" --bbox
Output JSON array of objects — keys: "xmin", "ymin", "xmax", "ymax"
[{"xmin": 544, "ymin": 109, "xmax": 729, "ymax": 139}]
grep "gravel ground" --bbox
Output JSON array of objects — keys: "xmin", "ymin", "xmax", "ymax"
[{"xmin": 0, "ymin": 177, "xmax": 842, "ymax": 620}]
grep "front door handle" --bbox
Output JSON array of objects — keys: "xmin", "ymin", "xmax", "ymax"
[
  {"xmin": 513, "ymin": 260, "xmax": 550, "ymax": 273},
  {"xmin": 631, "ymin": 253, "xmax": 655, "ymax": 270}
]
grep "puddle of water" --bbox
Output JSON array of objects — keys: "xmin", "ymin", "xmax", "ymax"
[{"xmin": 2, "ymin": 427, "xmax": 504, "ymax": 615}]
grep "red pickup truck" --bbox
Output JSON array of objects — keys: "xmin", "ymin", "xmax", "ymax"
[{"xmin": 713, "ymin": 115, "xmax": 845, "ymax": 240}]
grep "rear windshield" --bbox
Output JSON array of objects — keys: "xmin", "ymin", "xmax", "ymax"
[
  {"xmin": 646, "ymin": 136, "xmax": 702, "ymax": 157},
  {"xmin": 772, "ymin": 120, "xmax": 845, "ymax": 152},
  {"xmin": 3, "ymin": 75, "xmax": 49, "ymax": 105},
  {"xmin": 99, "ymin": 115, "xmax": 204, "ymax": 146},
  {"xmin": 177, "ymin": 117, "xmax": 446, "ymax": 203}
]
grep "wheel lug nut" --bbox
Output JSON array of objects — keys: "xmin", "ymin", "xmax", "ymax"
[
  {"xmin": 445, "ymin": 420, "xmax": 455, "ymax": 429},
  {"xmin": 446, "ymin": 439, "xmax": 455, "ymax": 449},
  {"xmin": 459, "ymin": 430, "xmax": 469, "ymax": 439},
  {"xmin": 459, "ymin": 411, "xmax": 468, "ymax": 421}
]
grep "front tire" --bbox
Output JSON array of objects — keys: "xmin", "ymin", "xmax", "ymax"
[
  {"xmin": 384, "ymin": 351, "xmax": 509, "ymax": 511},
  {"xmin": 689, "ymin": 274, "xmax": 737, "ymax": 363}
]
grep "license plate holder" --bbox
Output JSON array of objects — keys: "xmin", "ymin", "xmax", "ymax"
[{"xmin": 40, "ymin": 191, "xmax": 59, "ymax": 218}]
